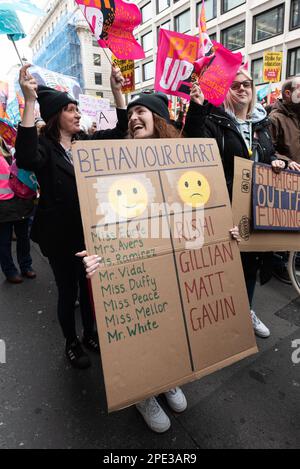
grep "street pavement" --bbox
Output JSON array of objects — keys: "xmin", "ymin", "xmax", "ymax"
[{"xmin": 0, "ymin": 243, "xmax": 299, "ymax": 449}]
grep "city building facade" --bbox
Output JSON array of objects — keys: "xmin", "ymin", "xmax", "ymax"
[
  {"xmin": 30, "ymin": 0, "xmax": 113, "ymax": 100},
  {"xmin": 29, "ymin": 0, "xmax": 300, "ymax": 101},
  {"xmin": 133, "ymin": 0, "xmax": 300, "ymax": 94}
]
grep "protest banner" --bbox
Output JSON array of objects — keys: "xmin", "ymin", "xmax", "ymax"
[
  {"xmin": 0, "ymin": 81, "xmax": 8, "ymax": 119},
  {"xmin": 263, "ymin": 51, "xmax": 283, "ymax": 83},
  {"xmin": 79, "ymin": 94, "xmax": 110, "ymax": 121},
  {"xmin": 155, "ymin": 29, "xmax": 242, "ymax": 106},
  {"xmin": 232, "ymin": 157, "xmax": 300, "ymax": 251},
  {"xmin": 0, "ymin": 118, "xmax": 16, "ymax": 148},
  {"xmin": 72, "ymin": 138, "xmax": 257, "ymax": 411},
  {"xmin": 112, "ymin": 55, "xmax": 135, "ymax": 94},
  {"xmin": 253, "ymin": 163, "xmax": 300, "ymax": 231},
  {"xmin": 29, "ymin": 65, "xmax": 82, "ymax": 99},
  {"xmin": 95, "ymin": 108, "xmax": 117, "ymax": 130},
  {"xmin": 75, "ymin": 0, "xmax": 145, "ymax": 60}
]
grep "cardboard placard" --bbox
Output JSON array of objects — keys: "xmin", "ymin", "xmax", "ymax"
[
  {"xmin": 253, "ymin": 163, "xmax": 300, "ymax": 231},
  {"xmin": 73, "ymin": 140, "xmax": 257, "ymax": 411},
  {"xmin": 233, "ymin": 157, "xmax": 300, "ymax": 251}
]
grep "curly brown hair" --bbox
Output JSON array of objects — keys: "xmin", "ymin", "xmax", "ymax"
[{"xmin": 152, "ymin": 114, "xmax": 181, "ymax": 138}]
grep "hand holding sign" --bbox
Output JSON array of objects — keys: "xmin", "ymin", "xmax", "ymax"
[{"xmin": 190, "ymin": 82, "xmax": 204, "ymax": 105}]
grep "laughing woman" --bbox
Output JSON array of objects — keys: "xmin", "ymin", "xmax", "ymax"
[
  {"xmin": 15, "ymin": 64, "xmax": 128, "ymax": 370},
  {"xmin": 77, "ymin": 91, "xmax": 240, "ymax": 433}
]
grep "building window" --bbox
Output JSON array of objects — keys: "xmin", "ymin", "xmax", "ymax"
[
  {"xmin": 253, "ymin": 5, "xmax": 284, "ymax": 43},
  {"xmin": 92, "ymin": 39, "xmax": 99, "ymax": 47},
  {"xmin": 156, "ymin": 0, "xmax": 169, "ymax": 14},
  {"xmin": 287, "ymin": 47, "xmax": 300, "ymax": 77},
  {"xmin": 209, "ymin": 32, "xmax": 216, "ymax": 42},
  {"xmin": 196, "ymin": 0, "xmax": 217, "ymax": 24},
  {"xmin": 96, "ymin": 92, "xmax": 103, "ymax": 97},
  {"xmin": 93, "ymin": 54, "xmax": 101, "ymax": 66},
  {"xmin": 142, "ymin": 31, "xmax": 153, "ymax": 52},
  {"xmin": 221, "ymin": 21, "xmax": 245, "ymax": 51},
  {"xmin": 143, "ymin": 61, "xmax": 154, "ymax": 81},
  {"xmin": 141, "ymin": 2, "xmax": 152, "ymax": 23},
  {"xmin": 135, "ymin": 66, "xmax": 141, "ymax": 84},
  {"xmin": 251, "ymin": 58, "xmax": 265, "ymax": 85},
  {"xmin": 221, "ymin": 0, "xmax": 245, "ymax": 14},
  {"xmin": 95, "ymin": 73, "xmax": 102, "ymax": 85},
  {"xmin": 175, "ymin": 10, "xmax": 191, "ymax": 34},
  {"xmin": 290, "ymin": 0, "xmax": 300, "ymax": 30}
]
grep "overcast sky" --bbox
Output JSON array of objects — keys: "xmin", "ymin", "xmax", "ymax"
[{"xmin": 0, "ymin": 1, "xmax": 47, "ymax": 81}]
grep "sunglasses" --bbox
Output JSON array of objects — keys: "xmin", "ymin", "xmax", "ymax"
[{"xmin": 230, "ymin": 80, "xmax": 253, "ymax": 90}]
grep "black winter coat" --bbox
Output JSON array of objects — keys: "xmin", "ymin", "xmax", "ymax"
[
  {"xmin": 184, "ymin": 101, "xmax": 276, "ymax": 198},
  {"xmin": 15, "ymin": 109, "xmax": 128, "ymax": 257},
  {"xmin": 184, "ymin": 101, "xmax": 276, "ymax": 285}
]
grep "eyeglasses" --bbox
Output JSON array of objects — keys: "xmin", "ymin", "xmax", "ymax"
[{"xmin": 230, "ymin": 80, "xmax": 253, "ymax": 90}]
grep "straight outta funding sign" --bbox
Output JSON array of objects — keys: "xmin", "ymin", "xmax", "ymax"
[{"xmin": 72, "ymin": 138, "xmax": 257, "ymax": 411}]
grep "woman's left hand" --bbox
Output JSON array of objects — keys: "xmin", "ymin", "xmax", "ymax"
[
  {"xmin": 271, "ymin": 159, "xmax": 285, "ymax": 173},
  {"xmin": 110, "ymin": 64, "xmax": 125, "ymax": 92},
  {"xmin": 229, "ymin": 226, "xmax": 241, "ymax": 243},
  {"xmin": 76, "ymin": 251, "xmax": 102, "ymax": 278}
]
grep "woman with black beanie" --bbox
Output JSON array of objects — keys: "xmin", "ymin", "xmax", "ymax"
[{"xmin": 15, "ymin": 63, "xmax": 128, "ymax": 370}]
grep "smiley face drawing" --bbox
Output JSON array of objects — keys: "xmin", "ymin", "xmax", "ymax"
[
  {"xmin": 177, "ymin": 171, "xmax": 211, "ymax": 207},
  {"xmin": 97, "ymin": 174, "xmax": 157, "ymax": 222}
]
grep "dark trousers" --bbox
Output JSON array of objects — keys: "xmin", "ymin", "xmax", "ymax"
[
  {"xmin": 241, "ymin": 252, "xmax": 260, "ymax": 308},
  {"xmin": 0, "ymin": 219, "xmax": 32, "ymax": 278},
  {"xmin": 48, "ymin": 254, "xmax": 95, "ymax": 342}
]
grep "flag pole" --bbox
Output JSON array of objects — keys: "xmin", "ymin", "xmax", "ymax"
[
  {"xmin": 10, "ymin": 38, "xmax": 24, "ymax": 66},
  {"xmin": 103, "ymin": 47, "xmax": 112, "ymax": 65}
]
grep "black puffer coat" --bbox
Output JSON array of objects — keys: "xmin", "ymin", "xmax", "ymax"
[{"xmin": 184, "ymin": 101, "xmax": 276, "ymax": 198}]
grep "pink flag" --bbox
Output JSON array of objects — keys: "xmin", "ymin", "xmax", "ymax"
[
  {"xmin": 75, "ymin": 0, "xmax": 145, "ymax": 60},
  {"xmin": 155, "ymin": 30, "xmax": 243, "ymax": 106},
  {"xmin": 155, "ymin": 29, "xmax": 199, "ymax": 100},
  {"xmin": 198, "ymin": 0, "xmax": 213, "ymax": 57},
  {"xmin": 198, "ymin": 41, "xmax": 243, "ymax": 106}
]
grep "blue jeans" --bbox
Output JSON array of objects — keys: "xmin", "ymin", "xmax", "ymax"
[{"xmin": 0, "ymin": 219, "xmax": 32, "ymax": 278}]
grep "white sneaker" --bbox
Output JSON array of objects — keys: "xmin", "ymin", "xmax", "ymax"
[
  {"xmin": 136, "ymin": 397, "xmax": 171, "ymax": 433},
  {"xmin": 164, "ymin": 387, "xmax": 187, "ymax": 413},
  {"xmin": 250, "ymin": 310, "xmax": 270, "ymax": 338}
]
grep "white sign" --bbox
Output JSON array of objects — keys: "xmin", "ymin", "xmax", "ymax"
[
  {"xmin": 79, "ymin": 94, "xmax": 110, "ymax": 120},
  {"xmin": 96, "ymin": 108, "xmax": 118, "ymax": 130}
]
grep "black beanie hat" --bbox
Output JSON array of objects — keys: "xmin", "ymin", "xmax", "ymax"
[
  {"xmin": 127, "ymin": 92, "xmax": 170, "ymax": 123},
  {"xmin": 37, "ymin": 85, "xmax": 78, "ymax": 123}
]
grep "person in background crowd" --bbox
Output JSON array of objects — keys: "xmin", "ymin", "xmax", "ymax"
[
  {"xmin": 15, "ymin": 63, "xmax": 128, "ymax": 370},
  {"xmin": 77, "ymin": 91, "xmax": 241, "ymax": 434},
  {"xmin": 88, "ymin": 121, "xmax": 98, "ymax": 136},
  {"xmin": 184, "ymin": 68, "xmax": 286, "ymax": 339},
  {"xmin": 269, "ymin": 77, "xmax": 300, "ymax": 169},
  {"xmin": 269, "ymin": 77, "xmax": 300, "ymax": 283},
  {"xmin": 0, "ymin": 137, "xmax": 36, "ymax": 283}
]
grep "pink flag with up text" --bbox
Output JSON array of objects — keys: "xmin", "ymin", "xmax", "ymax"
[
  {"xmin": 75, "ymin": 0, "xmax": 145, "ymax": 60},
  {"xmin": 155, "ymin": 29, "xmax": 243, "ymax": 106}
]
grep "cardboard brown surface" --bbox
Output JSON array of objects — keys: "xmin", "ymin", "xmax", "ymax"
[
  {"xmin": 73, "ymin": 139, "xmax": 257, "ymax": 412},
  {"xmin": 233, "ymin": 157, "xmax": 300, "ymax": 251}
]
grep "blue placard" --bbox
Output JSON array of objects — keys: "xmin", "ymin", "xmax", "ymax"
[{"xmin": 253, "ymin": 162, "xmax": 300, "ymax": 231}]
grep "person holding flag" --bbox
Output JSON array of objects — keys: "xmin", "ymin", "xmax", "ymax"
[{"xmin": 14, "ymin": 63, "xmax": 128, "ymax": 370}]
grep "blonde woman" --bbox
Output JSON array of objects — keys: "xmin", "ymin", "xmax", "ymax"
[{"xmin": 185, "ymin": 68, "xmax": 286, "ymax": 339}]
